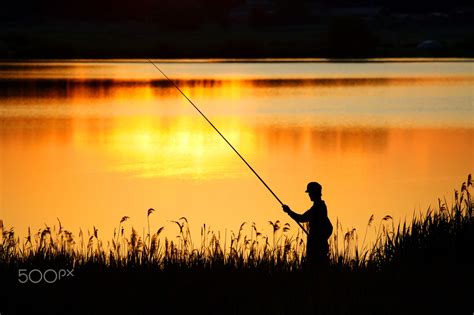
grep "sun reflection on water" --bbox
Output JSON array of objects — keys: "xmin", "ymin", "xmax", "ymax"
[{"xmin": 97, "ymin": 116, "xmax": 256, "ymax": 179}]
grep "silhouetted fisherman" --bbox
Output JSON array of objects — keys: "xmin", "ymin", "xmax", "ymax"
[{"xmin": 283, "ymin": 182, "xmax": 333, "ymax": 268}]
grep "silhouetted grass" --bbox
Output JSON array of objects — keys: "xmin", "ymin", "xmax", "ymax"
[{"xmin": 0, "ymin": 175, "xmax": 472, "ymax": 315}]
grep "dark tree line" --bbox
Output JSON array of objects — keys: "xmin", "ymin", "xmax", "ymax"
[
  {"xmin": 2, "ymin": 0, "xmax": 241, "ymax": 27},
  {"xmin": 2, "ymin": 0, "xmax": 471, "ymax": 25},
  {"xmin": 1, "ymin": 0, "xmax": 472, "ymax": 58}
]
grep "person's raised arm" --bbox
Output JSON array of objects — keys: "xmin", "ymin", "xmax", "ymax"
[{"xmin": 282, "ymin": 205, "xmax": 310, "ymax": 223}]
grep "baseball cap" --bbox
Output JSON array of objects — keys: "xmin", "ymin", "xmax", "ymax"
[{"xmin": 305, "ymin": 182, "xmax": 322, "ymax": 193}]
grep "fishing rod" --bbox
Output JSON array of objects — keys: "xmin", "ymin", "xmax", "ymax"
[{"xmin": 148, "ymin": 60, "xmax": 309, "ymax": 235}]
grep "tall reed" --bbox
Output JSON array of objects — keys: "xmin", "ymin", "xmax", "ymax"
[{"xmin": 1, "ymin": 175, "xmax": 472, "ymax": 272}]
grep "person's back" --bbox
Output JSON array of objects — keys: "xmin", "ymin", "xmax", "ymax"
[{"xmin": 283, "ymin": 182, "xmax": 332, "ymax": 267}]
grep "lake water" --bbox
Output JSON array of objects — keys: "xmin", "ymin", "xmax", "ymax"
[{"xmin": 0, "ymin": 60, "xmax": 473, "ymax": 244}]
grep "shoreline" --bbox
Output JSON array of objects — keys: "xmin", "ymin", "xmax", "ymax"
[{"xmin": 1, "ymin": 57, "xmax": 474, "ymax": 63}]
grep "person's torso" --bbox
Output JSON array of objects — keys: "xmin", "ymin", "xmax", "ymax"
[{"xmin": 307, "ymin": 200, "xmax": 330, "ymax": 244}]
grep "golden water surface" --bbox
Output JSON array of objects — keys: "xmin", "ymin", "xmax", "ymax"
[{"xmin": 0, "ymin": 60, "xmax": 473, "ymax": 243}]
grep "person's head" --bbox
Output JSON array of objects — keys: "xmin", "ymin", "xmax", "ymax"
[{"xmin": 305, "ymin": 182, "xmax": 322, "ymax": 202}]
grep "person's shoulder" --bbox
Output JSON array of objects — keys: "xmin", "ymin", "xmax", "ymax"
[
  {"xmin": 315, "ymin": 200, "xmax": 326, "ymax": 208},
  {"xmin": 310, "ymin": 201, "xmax": 326, "ymax": 211}
]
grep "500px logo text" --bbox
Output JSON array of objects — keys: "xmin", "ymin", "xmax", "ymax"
[{"xmin": 18, "ymin": 269, "xmax": 74, "ymax": 284}]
